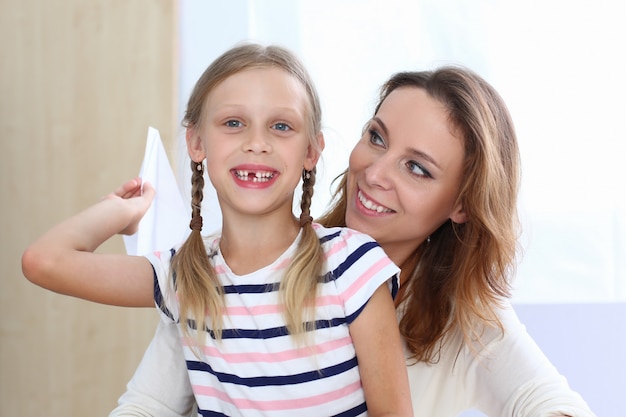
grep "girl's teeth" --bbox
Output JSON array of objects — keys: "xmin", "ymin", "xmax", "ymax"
[{"xmin": 235, "ymin": 170, "xmax": 274, "ymax": 182}]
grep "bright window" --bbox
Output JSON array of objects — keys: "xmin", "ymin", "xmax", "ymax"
[{"xmin": 178, "ymin": 0, "xmax": 626, "ymax": 304}]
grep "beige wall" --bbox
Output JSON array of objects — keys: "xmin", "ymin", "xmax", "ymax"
[{"xmin": 1, "ymin": 0, "xmax": 178, "ymax": 415}]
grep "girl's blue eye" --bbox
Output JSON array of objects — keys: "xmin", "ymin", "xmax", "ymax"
[
  {"xmin": 406, "ymin": 160, "xmax": 432, "ymax": 178},
  {"xmin": 369, "ymin": 129, "xmax": 385, "ymax": 147},
  {"xmin": 272, "ymin": 122, "xmax": 291, "ymax": 132},
  {"xmin": 225, "ymin": 120, "xmax": 243, "ymax": 128}
]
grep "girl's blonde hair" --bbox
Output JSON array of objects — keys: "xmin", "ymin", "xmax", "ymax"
[
  {"xmin": 318, "ymin": 67, "xmax": 521, "ymax": 362},
  {"xmin": 173, "ymin": 43, "xmax": 324, "ymax": 344}
]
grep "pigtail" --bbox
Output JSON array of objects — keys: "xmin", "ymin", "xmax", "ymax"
[
  {"xmin": 280, "ymin": 167, "xmax": 324, "ymax": 344},
  {"xmin": 171, "ymin": 159, "xmax": 224, "ymax": 345}
]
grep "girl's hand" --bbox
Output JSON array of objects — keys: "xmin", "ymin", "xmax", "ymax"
[{"xmin": 103, "ymin": 177, "xmax": 156, "ymax": 235}]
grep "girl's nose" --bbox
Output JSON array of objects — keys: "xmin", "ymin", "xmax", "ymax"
[{"xmin": 243, "ymin": 128, "xmax": 272, "ymax": 153}]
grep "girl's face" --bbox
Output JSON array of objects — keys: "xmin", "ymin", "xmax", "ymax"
[
  {"xmin": 346, "ymin": 87, "xmax": 467, "ymax": 266},
  {"xmin": 187, "ymin": 67, "xmax": 322, "ymax": 222}
]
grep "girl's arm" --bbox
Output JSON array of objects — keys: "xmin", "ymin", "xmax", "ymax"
[
  {"xmin": 350, "ymin": 284, "xmax": 414, "ymax": 417},
  {"xmin": 21, "ymin": 178, "xmax": 155, "ymax": 307}
]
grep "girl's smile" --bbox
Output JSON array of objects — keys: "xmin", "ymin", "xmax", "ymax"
[{"xmin": 231, "ymin": 164, "xmax": 278, "ymax": 187}]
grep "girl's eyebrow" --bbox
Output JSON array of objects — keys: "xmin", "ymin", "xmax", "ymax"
[{"xmin": 372, "ymin": 116, "xmax": 441, "ymax": 170}]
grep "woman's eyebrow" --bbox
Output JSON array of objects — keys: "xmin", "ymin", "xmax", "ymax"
[
  {"xmin": 408, "ymin": 148, "xmax": 441, "ymax": 170},
  {"xmin": 373, "ymin": 116, "xmax": 441, "ymax": 170},
  {"xmin": 372, "ymin": 116, "xmax": 389, "ymax": 137}
]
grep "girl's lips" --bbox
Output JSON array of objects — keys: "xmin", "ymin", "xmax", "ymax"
[
  {"xmin": 357, "ymin": 189, "xmax": 394, "ymax": 214},
  {"xmin": 231, "ymin": 164, "xmax": 279, "ymax": 187}
]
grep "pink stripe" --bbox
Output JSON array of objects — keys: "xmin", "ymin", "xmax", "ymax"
[
  {"xmin": 193, "ymin": 380, "xmax": 362, "ymax": 411},
  {"xmin": 341, "ymin": 257, "xmax": 393, "ymax": 301},
  {"xmin": 225, "ymin": 304, "xmax": 284, "ymax": 315},
  {"xmin": 324, "ymin": 228, "xmax": 363, "ymax": 260},
  {"xmin": 183, "ymin": 336, "xmax": 353, "ymax": 363},
  {"xmin": 325, "ymin": 237, "xmax": 348, "ymax": 258},
  {"xmin": 271, "ymin": 257, "xmax": 291, "ymax": 271}
]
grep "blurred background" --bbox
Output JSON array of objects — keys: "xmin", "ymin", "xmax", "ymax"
[{"xmin": 2, "ymin": 0, "xmax": 624, "ymax": 415}]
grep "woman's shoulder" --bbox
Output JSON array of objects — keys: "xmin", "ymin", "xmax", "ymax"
[{"xmin": 451, "ymin": 300, "xmax": 544, "ymax": 363}]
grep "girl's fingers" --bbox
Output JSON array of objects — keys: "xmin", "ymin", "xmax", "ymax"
[{"xmin": 106, "ymin": 178, "xmax": 143, "ymax": 200}]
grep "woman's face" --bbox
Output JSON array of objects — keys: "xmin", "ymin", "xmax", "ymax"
[{"xmin": 346, "ymin": 87, "xmax": 467, "ymax": 266}]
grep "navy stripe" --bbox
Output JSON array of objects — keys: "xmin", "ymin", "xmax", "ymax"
[
  {"xmin": 152, "ymin": 264, "xmax": 175, "ymax": 321},
  {"xmin": 322, "ymin": 241, "xmax": 380, "ymax": 284},
  {"xmin": 198, "ymin": 409, "xmax": 229, "ymax": 417},
  {"xmin": 188, "ymin": 317, "xmax": 348, "ymax": 340},
  {"xmin": 332, "ymin": 401, "xmax": 368, "ymax": 417},
  {"xmin": 166, "ymin": 248, "xmax": 178, "ymax": 288},
  {"xmin": 390, "ymin": 274, "xmax": 399, "ymax": 300},
  {"xmin": 187, "ymin": 356, "xmax": 359, "ymax": 387},
  {"xmin": 345, "ymin": 300, "xmax": 368, "ymax": 325},
  {"xmin": 319, "ymin": 228, "xmax": 342, "ymax": 244},
  {"xmin": 222, "ymin": 282, "xmax": 280, "ymax": 294}
]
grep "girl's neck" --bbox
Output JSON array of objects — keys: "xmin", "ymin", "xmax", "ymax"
[{"xmin": 219, "ymin": 213, "xmax": 301, "ymax": 276}]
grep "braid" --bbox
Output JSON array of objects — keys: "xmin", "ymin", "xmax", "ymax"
[
  {"xmin": 281, "ymin": 166, "xmax": 324, "ymax": 344},
  {"xmin": 189, "ymin": 160, "xmax": 205, "ymax": 231},
  {"xmin": 171, "ymin": 158, "xmax": 224, "ymax": 348},
  {"xmin": 299, "ymin": 168, "xmax": 315, "ymax": 227}
]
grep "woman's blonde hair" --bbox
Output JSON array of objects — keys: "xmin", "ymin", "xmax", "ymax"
[
  {"xmin": 318, "ymin": 66, "xmax": 521, "ymax": 362},
  {"xmin": 173, "ymin": 43, "xmax": 324, "ymax": 345}
]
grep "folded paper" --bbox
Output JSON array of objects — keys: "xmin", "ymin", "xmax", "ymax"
[{"xmin": 123, "ymin": 127, "xmax": 189, "ymax": 256}]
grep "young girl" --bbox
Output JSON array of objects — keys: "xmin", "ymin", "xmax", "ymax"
[{"xmin": 22, "ymin": 43, "xmax": 412, "ymax": 416}]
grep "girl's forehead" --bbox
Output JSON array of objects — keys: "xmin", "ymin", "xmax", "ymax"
[{"xmin": 204, "ymin": 67, "xmax": 308, "ymax": 107}]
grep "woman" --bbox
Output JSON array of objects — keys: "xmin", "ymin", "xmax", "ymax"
[{"xmin": 112, "ymin": 66, "xmax": 594, "ymax": 416}]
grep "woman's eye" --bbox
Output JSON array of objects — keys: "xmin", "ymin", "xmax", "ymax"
[
  {"xmin": 368, "ymin": 129, "xmax": 385, "ymax": 147},
  {"xmin": 272, "ymin": 122, "xmax": 291, "ymax": 132},
  {"xmin": 406, "ymin": 160, "xmax": 432, "ymax": 178},
  {"xmin": 225, "ymin": 120, "xmax": 243, "ymax": 128}
]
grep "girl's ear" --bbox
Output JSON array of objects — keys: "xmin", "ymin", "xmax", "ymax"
[
  {"xmin": 186, "ymin": 127, "xmax": 205, "ymax": 162},
  {"xmin": 303, "ymin": 132, "xmax": 325, "ymax": 170},
  {"xmin": 450, "ymin": 202, "xmax": 467, "ymax": 224}
]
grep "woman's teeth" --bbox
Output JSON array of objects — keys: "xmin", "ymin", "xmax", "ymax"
[{"xmin": 358, "ymin": 190, "xmax": 392, "ymax": 213}]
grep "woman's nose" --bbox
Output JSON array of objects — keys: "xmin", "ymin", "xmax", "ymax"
[{"xmin": 364, "ymin": 154, "xmax": 393, "ymax": 190}]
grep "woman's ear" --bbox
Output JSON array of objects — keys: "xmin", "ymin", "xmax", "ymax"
[
  {"xmin": 303, "ymin": 132, "xmax": 325, "ymax": 170},
  {"xmin": 186, "ymin": 127, "xmax": 205, "ymax": 162},
  {"xmin": 450, "ymin": 203, "xmax": 467, "ymax": 224}
]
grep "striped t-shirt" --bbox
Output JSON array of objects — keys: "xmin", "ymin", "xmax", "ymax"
[{"xmin": 148, "ymin": 223, "xmax": 400, "ymax": 417}]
